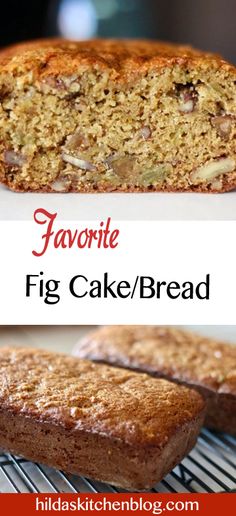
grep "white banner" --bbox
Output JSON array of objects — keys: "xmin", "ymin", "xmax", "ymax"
[{"xmin": 0, "ymin": 214, "xmax": 235, "ymax": 324}]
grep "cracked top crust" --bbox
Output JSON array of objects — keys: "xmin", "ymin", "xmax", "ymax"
[
  {"xmin": 76, "ymin": 326, "xmax": 236, "ymax": 396},
  {"xmin": 0, "ymin": 38, "xmax": 235, "ymax": 80},
  {"xmin": 0, "ymin": 347, "xmax": 205, "ymax": 448}
]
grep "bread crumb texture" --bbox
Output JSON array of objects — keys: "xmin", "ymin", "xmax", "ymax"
[{"xmin": 0, "ymin": 39, "xmax": 236, "ymax": 192}]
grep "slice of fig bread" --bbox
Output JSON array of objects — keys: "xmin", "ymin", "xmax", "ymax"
[{"xmin": 0, "ymin": 38, "xmax": 236, "ymax": 192}]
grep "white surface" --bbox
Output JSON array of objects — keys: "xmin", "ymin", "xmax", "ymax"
[
  {"xmin": 1, "ymin": 185, "xmax": 236, "ymax": 220},
  {"xmin": 0, "ymin": 326, "xmax": 235, "ymax": 355},
  {"xmin": 1, "ymin": 220, "xmax": 236, "ymax": 325}
]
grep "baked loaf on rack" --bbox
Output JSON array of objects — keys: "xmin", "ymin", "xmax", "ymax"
[
  {"xmin": 0, "ymin": 39, "xmax": 236, "ymax": 192},
  {"xmin": 0, "ymin": 347, "xmax": 205, "ymax": 491},
  {"xmin": 74, "ymin": 326, "xmax": 236, "ymax": 435}
]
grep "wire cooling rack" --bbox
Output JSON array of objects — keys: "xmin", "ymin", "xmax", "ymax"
[{"xmin": 0, "ymin": 429, "xmax": 235, "ymax": 493}]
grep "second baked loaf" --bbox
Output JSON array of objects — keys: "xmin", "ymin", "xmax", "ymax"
[{"xmin": 74, "ymin": 326, "xmax": 236, "ymax": 435}]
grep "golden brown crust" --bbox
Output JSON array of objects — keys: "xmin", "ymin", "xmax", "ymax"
[
  {"xmin": 74, "ymin": 326, "xmax": 236, "ymax": 394},
  {"xmin": 0, "ymin": 346, "xmax": 205, "ymax": 490},
  {"xmin": 0, "ymin": 38, "xmax": 233, "ymax": 79},
  {"xmin": 74, "ymin": 326, "xmax": 236, "ymax": 434}
]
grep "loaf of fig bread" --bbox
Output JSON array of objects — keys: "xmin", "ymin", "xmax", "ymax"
[
  {"xmin": 73, "ymin": 326, "xmax": 236, "ymax": 435},
  {"xmin": 0, "ymin": 347, "xmax": 205, "ymax": 491},
  {"xmin": 0, "ymin": 39, "xmax": 236, "ymax": 192}
]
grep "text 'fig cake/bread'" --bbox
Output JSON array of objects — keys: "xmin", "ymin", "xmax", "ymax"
[
  {"xmin": 0, "ymin": 347, "xmax": 205, "ymax": 491},
  {"xmin": 74, "ymin": 326, "xmax": 236, "ymax": 435},
  {"xmin": 0, "ymin": 39, "xmax": 236, "ymax": 193}
]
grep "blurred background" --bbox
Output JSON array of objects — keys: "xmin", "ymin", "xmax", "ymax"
[
  {"xmin": 0, "ymin": 0, "xmax": 235, "ymax": 62},
  {"xmin": 1, "ymin": 326, "xmax": 236, "ymax": 354}
]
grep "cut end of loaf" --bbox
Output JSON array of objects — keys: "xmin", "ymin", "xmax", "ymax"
[{"xmin": 0, "ymin": 39, "xmax": 236, "ymax": 193}]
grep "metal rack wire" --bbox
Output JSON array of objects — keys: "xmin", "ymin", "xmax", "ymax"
[{"xmin": 0, "ymin": 429, "xmax": 235, "ymax": 493}]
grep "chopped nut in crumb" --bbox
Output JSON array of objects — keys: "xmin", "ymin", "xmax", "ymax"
[
  {"xmin": 61, "ymin": 153, "xmax": 96, "ymax": 171},
  {"xmin": 4, "ymin": 150, "xmax": 27, "ymax": 167},
  {"xmin": 42, "ymin": 76, "xmax": 66, "ymax": 91},
  {"xmin": 191, "ymin": 157, "xmax": 235, "ymax": 184},
  {"xmin": 66, "ymin": 132, "xmax": 90, "ymax": 150},
  {"xmin": 177, "ymin": 85, "xmax": 198, "ymax": 114},
  {"xmin": 51, "ymin": 177, "xmax": 70, "ymax": 192},
  {"xmin": 211, "ymin": 115, "xmax": 234, "ymax": 139},
  {"xmin": 139, "ymin": 126, "xmax": 152, "ymax": 140},
  {"xmin": 106, "ymin": 155, "xmax": 139, "ymax": 181}
]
